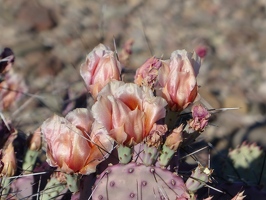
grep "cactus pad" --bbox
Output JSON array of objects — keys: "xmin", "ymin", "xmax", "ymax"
[
  {"xmin": 223, "ymin": 142, "xmax": 266, "ymax": 190},
  {"xmin": 92, "ymin": 162, "xmax": 190, "ymax": 199}
]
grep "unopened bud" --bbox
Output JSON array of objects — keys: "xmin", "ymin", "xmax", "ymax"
[
  {"xmin": 165, "ymin": 124, "xmax": 183, "ymax": 151},
  {"xmin": 28, "ymin": 127, "xmax": 42, "ymax": 151},
  {"xmin": 1, "ymin": 143, "xmax": 16, "ymax": 177}
]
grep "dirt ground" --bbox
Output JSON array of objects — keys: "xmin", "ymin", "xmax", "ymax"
[{"xmin": 1, "ymin": 0, "xmax": 266, "ymax": 160}]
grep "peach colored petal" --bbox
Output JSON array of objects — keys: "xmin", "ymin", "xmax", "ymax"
[
  {"xmin": 109, "ymin": 97, "xmax": 131, "ymax": 128},
  {"xmin": 156, "ymin": 59, "xmax": 170, "ymax": 87},
  {"xmin": 92, "ymin": 80, "xmax": 167, "ymax": 147},
  {"xmin": 109, "ymin": 125, "xmax": 128, "ymax": 145},
  {"xmin": 143, "ymin": 96, "xmax": 167, "ymax": 133},
  {"xmin": 90, "ymin": 124, "xmax": 114, "ymax": 160},
  {"xmin": 114, "ymin": 83, "xmax": 143, "ymax": 111},
  {"xmin": 97, "ymin": 80, "xmax": 125, "ymax": 98},
  {"xmin": 91, "ymin": 96, "xmax": 113, "ymax": 131},
  {"xmin": 65, "ymin": 108, "xmax": 94, "ymax": 133},
  {"xmin": 123, "ymin": 108, "xmax": 145, "ymax": 145},
  {"xmin": 80, "ymin": 124, "xmax": 114, "ymax": 174}
]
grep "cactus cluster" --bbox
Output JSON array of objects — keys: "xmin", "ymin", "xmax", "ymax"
[{"xmin": 0, "ymin": 43, "xmax": 265, "ymax": 200}]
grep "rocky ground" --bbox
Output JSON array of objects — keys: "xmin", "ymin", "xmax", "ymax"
[{"xmin": 1, "ymin": 0, "xmax": 266, "ymax": 173}]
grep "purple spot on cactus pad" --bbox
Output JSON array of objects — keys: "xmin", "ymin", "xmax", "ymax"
[
  {"xmin": 129, "ymin": 193, "xmax": 135, "ymax": 198},
  {"xmin": 128, "ymin": 168, "xmax": 134, "ymax": 173},
  {"xmin": 109, "ymin": 181, "xmax": 115, "ymax": 187},
  {"xmin": 150, "ymin": 168, "xmax": 155, "ymax": 173},
  {"xmin": 98, "ymin": 195, "xmax": 103, "ymax": 200},
  {"xmin": 171, "ymin": 179, "xmax": 176, "ymax": 186},
  {"xmin": 142, "ymin": 181, "xmax": 147, "ymax": 186}
]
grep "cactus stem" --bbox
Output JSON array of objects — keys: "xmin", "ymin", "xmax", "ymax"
[
  {"xmin": 65, "ymin": 173, "xmax": 79, "ymax": 193},
  {"xmin": 117, "ymin": 145, "xmax": 133, "ymax": 164},
  {"xmin": 22, "ymin": 149, "xmax": 39, "ymax": 173}
]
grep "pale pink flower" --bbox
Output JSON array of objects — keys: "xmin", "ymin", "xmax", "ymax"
[
  {"xmin": 92, "ymin": 80, "xmax": 167, "ymax": 147},
  {"xmin": 41, "ymin": 108, "xmax": 114, "ymax": 174},
  {"xmin": 189, "ymin": 104, "xmax": 211, "ymax": 132},
  {"xmin": 80, "ymin": 44, "xmax": 122, "ymax": 99},
  {"xmin": 157, "ymin": 50, "xmax": 201, "ymax": 111}
]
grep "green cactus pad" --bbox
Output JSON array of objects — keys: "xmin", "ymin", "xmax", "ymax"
[
  {"xmin": 92, "ymin": 162, "xmax": 190, "ymax": 199},
  {"xmin": 142, "ymin": 143, "xmax": 160, "ymax": 166},
  {"xmin": 158, "ymin": 144, "xmax": 175, "ymax": 167},
  {"xmin": 223, "ymin": 142, "xmax": 266, "ymax": 190},
  {"xmin": 117, "ymin": 145, "xmax": 133, "ymax": 164},
  {"xmin": 40, "ymin": 176, "xmax": 67, "ymax": 200}
]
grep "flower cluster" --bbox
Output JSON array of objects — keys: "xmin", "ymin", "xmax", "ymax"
[{"xmin": 41, "ymin": 44, "xmax": 206, "ymax": 175}]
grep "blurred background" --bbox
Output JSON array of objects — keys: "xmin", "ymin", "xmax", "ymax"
[{"xmin": 1, "ymin": 0, "xmax": 266, "ymax": 155}]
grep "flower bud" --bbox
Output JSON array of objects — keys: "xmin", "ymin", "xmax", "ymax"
[
  {"xmin": 1, "ymin": 143, "xmax": 17, "ymax": 177},
  {"xmin": 165, "ymin": 124, "xmax": 183, "ymax": 151},
  {"xmin": 80, "ymin": 44, "xmax": 122, "ymax": 99},
  {"xmin": 157, "ymin": 50, "xmax": 201, "ymax": 111},
  {"xmin": 135, "ymin": 57, "xmax": 169, "ymax": 89},
  {"xmin": 28, "ymin": 127, "xmax": 42, "ymax": 151}
]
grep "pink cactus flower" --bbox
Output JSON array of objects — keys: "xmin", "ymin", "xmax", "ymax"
[
  {"xmin": 41, "ymin": 108, "xmax": 114, "ymax": 175},
  {"xmin": 189, "ymin": 104, "xmax": 211, "ymax": 132},
  {"xmin": 134, "ymin": 57, "xmax": 169, "ymax": 89},
  {"xmin": 92, "ymin": 80, "xmax": 167, "ymax": 147},
  {"xmin": 80, "ymin": 44, "xmax": 122, "ymax": 99},
  {"xmin": 157, "ymin": 50, "xmax": 201, "ymax": 112}
]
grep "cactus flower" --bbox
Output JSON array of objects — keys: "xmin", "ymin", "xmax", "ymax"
[
  {"xmin": 189, "ymin": 104, "xmax": 211, "ymax": 132},
  {"xmin": 92, "ymin": 80, "xmax": 167, "ymax": 147},
  {"xmin": 80, "ymin": 44, "xmax": 122, "ymax": 99},
  {"xmin": 157, "ymin": 50, "xmax": 201, "ymax": 111},
  {"xmin": 41, "ymin": 108, "xmax": 114, "ymax": 175},
  {"xmin": 134, "ymin": 57, "xmax": 169, "ymax": 89}
]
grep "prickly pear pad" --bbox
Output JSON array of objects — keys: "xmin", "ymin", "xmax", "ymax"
[{"xmin": 92, "ymin": 162, "xmax": 190, "ymax": 199}]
